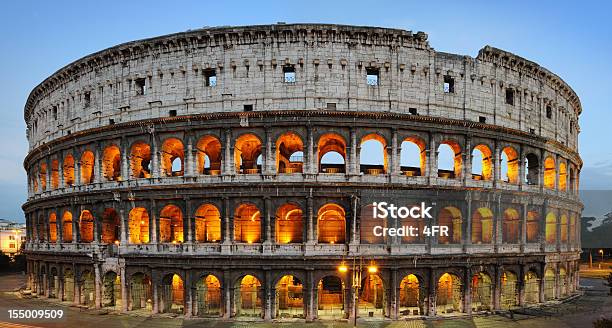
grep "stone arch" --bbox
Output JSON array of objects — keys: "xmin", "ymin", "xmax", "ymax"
[
  {"xmin": 360, "ymin": 133, "xmax": 387, "ymax": 175},
  {"xmin": 128, "ymin": 207, "xmax": 149, "ymax": 244},
  {"xmin": 276, "ymin": 132, "xmax": 304, "ymax": 174},
  {"xmin": 560, "ymin": 214, "xmax": 568, "ymax": 243},
  {"xmin": 318, "ymin": 133, "xmax": 346, "ymax": 173},
  {"xmin": 61, "ymin": 211, "xmax": 73, "ymax": 243},
  {"xmin": 234, "ymin": 274, "xmax": 263, "ymax": 318},
  {"xmin": 63, "ymin": 267, "xmax": 75, "ymax": 302},
  {"xmin": 195, "ymin": 274, "xmax": 222, "ymax": 317},
  {"xmin": 102, "ymin": 144, "xmax": 121, "ymax": 181},
  {"xmin": 400, "ymin": 136, "xmax": 426, "ymax": 177},
  {"xmin": 471, "ymin": 144, "xmax": 492, "ymax": 180},
  {"xmin": 275, "ymin": 275, "xmax": 304, "ymax": 319},
  {"xmin": 471, "ymin": 271, "xmax": 493, "ymax": 312},
  {"xmin": 399, "ymin": 274, "xmax": 425, "ymax": 316},
  {"xmin": 49, "ymin": 212, "xmax": 57, "ymax": 242},
  {"xmin": 525, "ymin": 153, "xmax": 540, "ymax": 185},
  {"xmin": 63, "ymin": 154, "xmax": 75, "ymax": 186},
  {"xmin": 500, "ymin": 270, "xmax": 519, "ymax": 309},
  {"xmin": 79, "ymin": 210, "xmax": 94, "ymax": 243},
  {"xmin": 129, "ymin": 272, "xmax": 152, "ymax": 311},
  {"xmin": 559, "ymin": 267, "xmax": 568, "ymax": 297},
  {"xmin": 559, "ymin": 161, "xmax": 568, "ymax": 191},
  {"xmin": 235, "ymin": 133, "xmax": 262, "ymax": 174},
  {"xmin": 503, "ymin": 208, "xmax": 520, "ymax": 244},
  {"xmin": 51, "ymin": 159, "xmax": 59, "ymax": 189},
  {"xmin": 359, "ymin": 273, "xmax": 386, "ymax": 318},
  {"xmin": 527, "ymin": 210, "xmax": 540, "ymax": 243},
  {"xmin": 471, "ymin": 207, "xmax": 493, "ymax": 244},
  {"xmin": 438, "ymin": 206, "xmax": 462, "ymax": 244},
  {"xmin": 524, "ymin": 270, "xmax": 540, "ymax": 304},
  {"xmin": 159, "ymin": 204, "xmax": 183, "ymax": 243},
  {"xmin": 545, "ymin": 212, "xmax": 557, "ymax": 244},
  {"xmin": 79, "ymin": 270, "xmax": 95, "ymax": 307},
  {"xmin": 436, "ymin": 272, "xmax": 463, "ymax": 314},
  {"xmin": 130, "ymin": 141, "xmax": 151, "ymax": 178},
  {"xmin": 39, "ymin": 162, "xmax": 47, "ymax": 191},
  {"xmin": 161, "ymin": 137, "xmax": 184, "ymax": 176},
  {"xmin": 275, "ymin": 203, "xmax": 303, "ymax": 244},
  {"xmin": 544, "ymin": 156, "xmax": 556, "ymax": 189},
  {"xmin": 317, "ymin": 275, "xmax": 346, "ymax": 319},
  {"xmin": 197, "ymin": 135, "xmax": 222, "ymax": 175},
  {"xmin": 544, "ymin": 268, "xmax": 556, "ymax": 300},
  {"xmin": 80, "ymin": 150, "xmax": 95, "ymax": 184},
  {"xmin": 501, "ymin": 146, "xmax": 519, "ymax": 184},
  {"xmin": 102, "ymin": 271, "xmax": 121, "ymax": 309},
  {"xmin": 317, "ymin": 203, "xmax": 346, "ymax": 244},
  {"xmin": 101, "ymin": 208, "xmax": 120, "ymax": 244},
  {"xmin": 49, "ymin": 266, "xmax": 58, "ymax": 298},
  {"xmin": 234, "ymin": 203, "xmax": 261, "ymax": 243},
  {"xmin": 159, "ymin": 273, "xmax": 185, "ymax": 314},
  {"xmin": 437, "ymin": 140, "xmax": 462, "ymax": 179},
  {"xmin": 194, "ymin": 204, "xmax": 221, "ymax": 243}
]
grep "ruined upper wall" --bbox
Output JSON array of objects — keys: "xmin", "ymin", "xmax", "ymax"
[{"xmin": 24, "ymin": 23, "xmax": 581, "ymax": 151}]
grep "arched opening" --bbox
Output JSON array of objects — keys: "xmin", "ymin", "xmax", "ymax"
[
  {"xmin": 471, "ymin": 144, "xmax": 492, "ymax": 180},
  {"xmin": 197, "ymin": 135, "xmax": 222, "ymax": 175},
  {"xmin": 501, "ymin": 147, "xmax": 519, "ymax": 184},
  {"xmin": 234, "ymin": 203, "xmax": 261, "ymax": 243},
  {"xmin": 544, "ymin": 268, "xmax": 556, "ymax": 300},
  {"xmin": 559, "ymin": 268, "xmax": 568, "ymax": 297},
  {"xmin": 317, "ymin": 204, "xmax": 346, "ymax": 244},
  {"xmin": 500, "ymin": 271, "xmax": 519, "ymax": 309},
  {"xmin": 49, "ymin": 213, "xmax": 57, "ymax": 242},
  {"xmin": 196, "ymin": 275, "xmax": 221, "ymax": 317},
  {"xmin": 160, "ymin": 273, "xmax": 184, "ymax": 314},
  {"xmin": 63, "ymin": 268, "xmax": 74, "ymax": 302},
  {"xmin": 438, "ymin": 207, "xmax": 462, "ymax": 244},
  {"xmin": 51, "ymin": 160, "xmax": 59, "ymax": 189},
  {"xmin": 560, "ymin": 214, "xmax": 568, "ymax": 243},
  {"xmin": 195, "ymin": 204, "xmax": 221, "ymax": 243},
  {"xmin": 559, "ymin": 161, "xmax": 567, "ymax": 191},
  {"xmin": 569, "ymin": 167, "xmax": 577, "ymax": 192},
  {"xmin": 63, "ymin": 154, "xmax": 75, "ymax": 186},
  {"xmin": 101, "ymin": 208, "xmax": 120, "ymax": 244},
  {"xmin": 317, "ymin": 275, "xmax": 345, "ymax": 319},
  {"xmin": 129, "ymin": 273, "xmax": 152, "ymax": 311},
  {"xmin": 545, "ymin": 212, "xmax": 557, "ymax": 244},
  {"xmin": 102, "ymin": 271, "xmax": 121, "ymax": 310},
  {"xmin": 79, "ymin": 210, "xmax": 94, "ymax": 243},
  {"xmin": 569, "ymin": 215, "xmax": 576, "ymax": 244},
  {"xmin": 32, "ymin": 172, "xmax": 39, "ymax": 193},
  {"xmin": 437, "ymin": 141, "xmax": 462, "ymax": 179},
  {"xmin": 361, "ymin": 204, "xmax": 385, "ymax": 244},
  {"xmin": 436, "ymin": 273, "xmax": 463, "ymax": 314},
  {"xmin": 399, "ymin": 274, "xmax": 423, "ymax": 316},
  {"xmin": 80, "ymin": 150, "xmax": 95, "ymax": 184},
  {"xmin": 275, "ymin": 204, "xmax": 303, "ymax": 244},
  {"xmin": 62, "ymin": 211, "xmax": 73, "ymax": 243},
  {"xmin": 130, "ymin": 142, "xmax": 151, "ymax": 178},
  {"xmin": 235, "ymin": 275, "xmax": 263, "ymax": 318},
  {"xmin": 524, "ymin": 271, "xmax": 540, "ymax": 304},
  {"xmin": 275, "ymin": 275, "xmax": 304, "ymax": 319},
  {"xmin": 161, "ymin": 138, "xmax": 184, "ymax": 176},
  {"xmin": 39, "ymin": 162, "xmax": 47, "ymax": 191},
  {"xmin": 503, "ymin": 208, "xmax": 520, "ymax": 244},
  {"xmin": 527, "ymin": 211, "xmax": 540, "ymax": 243},
  {"xmin": 128, "ymin": 207, "xmax": 149, "ymax": 244},
  {"xmin": 102, "ymin": 145, "xmax": 121, "ymax": 181},
  {"xmin": 400, "ymin": 137, "xmax": 426, "ymax": 176},
  {"xmin": 276, "ymin": 132, "xmax": 304, "ymax": 174},
  {"xmin": 471, "ymin": 272, "xmax": 492, "ymax": 312},
  {"xmin": 359, "ymin": 274, "xmax": 385, "ymax": 318},
  {"xmin": 235, "ymin": 134, "xmax": 262, "ymax": 174},
  {"xmin": 544, "ymin": 157, "xmax": 556, "ymax": 189},
  {"xmin": 525, "ymin": 153, "xmax": 539, "ymax": 185},
  {"xmin": 159, "ymin": 205, "xmax": 183, "ymax": 243},
  {"xmin": 318, "ymin": 133, "xmax": 346, "ymax": 173},
  {"xmin": 402, "ymin": 207, "xmax": 425, "ymax": 244},
  {"xmin": 471, "ymin": 207, "xmax": 493, "ymax": 244},
  {"xmin": 360, "ymin": 134, "xmax": 387, "ymax": 175},
  {"xmin": 37, "ymin": 215, "xmax": 46, "ymax": 242},
  {"xmin": 80, "ymin": 271, "xmax": 95, "ymax": 307}
]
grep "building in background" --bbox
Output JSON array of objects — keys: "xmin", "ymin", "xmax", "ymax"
[{"xmin": 0, "ymin": 219, "xmax": 26, "ymax": 256}]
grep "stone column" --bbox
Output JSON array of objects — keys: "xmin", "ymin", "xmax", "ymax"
[
  {"xmin": 93, "ymin": 146, "xmax": 101, "ymax": 183},
  {"xmin": 185, "ymin": 134, "xmax": 195, "ymax": 177},
  {"xmin": 493, "ymin": 266, "xmax": 501, "ymax": 310},
  {"xmin": 348, "ymin": 127, "xmax": 357, "ymax": 175},
  {"xmin": 185, "ymin": 198, "xmax": 194, "ymax": 243},
  {"xmin": 391, "ymin": 129, "xmax": 400, "ymax": 175},
  {"xmin": 264, "ymin": 197, "xmax": 273, "ymax": 244},
  {"xmin": 120, "ymin": 139, "xmax": 129, "ymax": 181},
  {"xmin": 390, "ymin": 269, "xmax": 398, "ymax": 319},
  {"xmin": 306, "ymin": 126, "xmax": 315, "ymax": 174},
  {"xmin": 428, "ymin": 136, "xmax": 437, "ymax": 180},
  {"xmin": 223, "ymin": 129, "xmax": 232, "ymax": 175},
  {"xmin": 152, "ymin": 274, "xmax": 159, "ymax": 314},
  {"xmin": 72, "ymin": 204, "xmax": 78, "ymax": 243},
  {"xmin": 464, "ymin": 268, "xmax": 472, "ymax": 314},
  {"xmin": 520, "ymin": 203, "xmax": 528, "ymax": 248},
  {"xmin": 427, "ymin": 269, "xmax": 436, "ymax": 316},
  {"xmin": 74, "ymin": 158, "xmax": 81, "ymax": 186},
  {"xmin": 305, "ymin": 269, "xmax": 315, "ymax": 321},
  {"xmin": 463, "ymin": 137, "xmax": 472, "ymax": 184},
  {"xmin": 151, "ymin": 137, "xmax": 160, "ymax": 178},
  {"xmin": 58, "ymin": 155, "xmax": 65, "ymax": 189},
  {"xmin": 223, "ymin": 270, "xmax": 232, "ymax": 319},
  {"xmin": 306, "ymin": 195, "xmax": 315, "ymax": 244},
  {"xmin": 518, "ymin": 146, "xmax": 525, "ymax": 189},
  {"xmin": 120, "ymin": 266, "xmax": 128, "ymax": 312},
  {"xmin": 518, "ymin": 265, "xmax": 526, "ymax": 306},
  {"xmin": 150, "ymin": 199, "xmax": 158, "ymax": 244},
  {"xmin": 184, "ymin": 271, "xmax": 192, "ymax": 317},
  {"xmin": 264, "ymin": 270, "xmax": 272, "ymax": 320},
  {"xmin": 465, "ymin": 193, "xmax": 472, "ymax": 247},
  {"xmin": 119, "ymin": 203, "xmax": 128, "ymax": 245},
  {"xmin": 56, "ymin": 207, "xmax": 63, "ymax": 245},
  {"xmin": 264, "ymin": 127, "xmax": 273, "ymax": 175},
  {"xmin": 94, "ymin": 262, "xmax": 102, "ymax": 308}
]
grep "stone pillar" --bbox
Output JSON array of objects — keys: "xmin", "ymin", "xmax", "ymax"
[
  {"xmin": 493, "ymin": 141, "xmax": 501, "ymax": 186},
  {"xmin": 465, "ymin": 194, "xmax": 472, "ymax": 247},
  {"xmin": 185, "ymin": 198, "xmax": 194, "ymax": 243},
  {"xmin": 56, "ymin": 207, "xmax": 63, "ymax": 245},
  {"xmin": 93, "ymin": 146, "xmax": 101, "ymax": 183},
  {"xmin": 152, "ymin": 276, "xmax": 159, "ymax": 314},
  {"xmin": 348, "ymin": 127, "xmax": 357, "ymax": 175},
  {"xmin": 150, "ymin": 199, "xmax": 158, "ymax": 244},
  {"xmin": 72, "ymin": 204, "xmax": 78, "ymax": 243},
  {"xmin": 223, "ymin": 269, "xmax": 232, "ymax": 319},
  {"xmin": 223, "ymin": 129, "xmax": 233, "ymax": 175},
  {"xmin": 119, "ymin": 204, "xmax": 128, "ymax": 244},
  {"xmin": 521, "ymin": 202, "xmax": 528, "ymax": 248},
  {"xmin": 493, "ymin": 266, "xmax": 501, "ymax": 310},
  {"xmin": 74, "ymin": 158, "xmax": 81, "ymax": 186},
  {"xmin": 464, "ymin": 268, "xmax": 472, "ymax": 315},
  {"xmin": 518, "ymin": 265, "xmax": 526, "ymax": 306},
  {"xmin": 58, "ymin": 269, "xmax": 64, "ymax": 302},
  {"xmin": 306, "ymin": 195, "xmax": 315, "ymax": 244},
  {"xmin": 390, "ymin": 269, "xmax": 398, "ymax": 319},
  {"xmin": 427, "ymin": 269, "xmax": 436, "ymax": 316},
  {"xmin": 120, "ymin": 266, "xmax": 128, "ymax": 312},
  {"xmin": 94, "ymin": 263, "xmax": 102, "ymax": 308},
  {"xmin": 428, "ymin": 136, "xmax": 437, "ymax": 180},
  {"xmin": 93, "ymin": 206, "xmax": 101, "ymax": 244},
  {"xmin": 185, "ymin": 135, "xmax": 195, "ymax": 177},
  {"xmin": 264, "ymin": 197, "xmax": 273, "ymax": 244},
  {"xmin": 463, "ymin": 137, "xmax": 472, "ymax": 184},
  {"xmin": 120, "ymin": 139, "xmax": 129, "ymax": 181},
  {"xmin": 222, "ymin": 197, "xmax": 233, "ymax": 245},
  {"xmin": 58, "ymin": 155, "xmax": 65, "ymax": 189},
  {"xmin": 391, "ymin": 129, "xmax": 400, "ymax": 175},
  {"xmin": 184, "ymin": 271, "xmax": 192, "ymax": 317},
  {"xmin": 518, "ymin": 146, "xmax": 525, "ymax": 189},
  {"xmin": 264, "ymin": 127, "xmax": 273, "ymax": 175},
  {"xmin": 306, "ymin": 126, "xmax": 315, "ymax": 174},
  {"xmin": 264, "ymin": 270, "xmax": 272, "ymax": 320},
  {"xmin": 305, "ymin": 269, "xmax": 315, "ymax": 321},
  {"xmin": 151, "ymin": 137, "xmax": 160, "ymax": 178}
]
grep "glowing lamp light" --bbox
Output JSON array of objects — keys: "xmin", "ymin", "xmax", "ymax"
[
  {"xmin": 368, "ymin": 266, "xmax": 378, "ymax": 274},
  {"xmin": 114, "ymin": 240, "xmax": 120, "ymax": 245},
  {"xmin": 338, "ymin": 263, "xmax": 348, "ymax": 273}
]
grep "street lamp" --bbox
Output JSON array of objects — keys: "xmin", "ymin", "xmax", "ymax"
[
  {"xmin": 339, "ymin": 257, "xmax": 377, "ymax": 326},
  {"xmin": 599, "ymin": 249, "xmax": 605, "ymax": 269}
]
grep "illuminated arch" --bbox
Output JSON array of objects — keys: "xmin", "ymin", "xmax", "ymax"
[
  {"xmin": 318, "ymin": 133, "xmax": 346, "ymax": 173},
  {"xmin": 130, "ymin": 141, "xmax": 151, "ymax": 179},
  {"xmin": 275, "ymin": 275, "xmax": 304, "ymax": 318},
  {"xmin": 501, "ymin": 146, "xmax": 519, "ymax": 184},
  {"xmin": 49, "ymin": 213, "xmax": 57, "ymax": 242},
  {"xmin": 161, "ymin": 138, "xmax": 184, "ymax": 176},
  {"xmin": 102, "ymin": 145, "xmax": 121, "ymax": 181},
  {"xmin": 128, "ymin": 207, "xmax": 149, "ymax": 244},
  {"xmin": 79, "ymin": 210, "xmax": 94, "ymax": 243},
  {"xmin": 471, "ymin": 272, "xmax": 493, "ymax": 311},
  {"xmin": 471, "ymin": 144, "xmax": 492, "ymax": 180},
  {"xmin": 51, "ymin": 159, "xmax": 59, "ymax": 189},
  {"xmin": 399, "ymin": 274, "xmax": 422, "ymax": 316},
  {"xmin": 63, "ymin": 154, "xmax": 75, "ymax": 186},
  {"xmin": 503, "ymin": 208, "xmax": 520, "ymax": 244},
  {"xmin": 526, "ymin": 211, "xmax": 540, "ymax": 243},
  {"xmin": 160, "ymin": 273, "xmax": 184, "ymax": 314},
  {"xmin": 276, "ymin": 132, "xmax": 304, "ymax": 174},
  {"xmin": 437, "ymin": 141, "xmax": 462, "ymax": 179},
  {"xmin": 61, "ymin": 211, "xmax": 73, "ymax": 243},
  {"xmin": 159, "ymin": 205, "xmax": 183, "ymax": 243},
  {"xmin": 544, "ymin": 156, "xmax": 556, "ymax": 189},
  {"xmin": 437, "ymin": 273, "xmax": 463, "ymax": 313},
  {"xmin": 39, "ymin": 162, "xmax": 47, "ymax": 191},
  {"xmin": 400, "ymin": 136, "xmax": 426, "ymax": 177},
  {"xmin": 101, "ymin": 208, "xmax": 120, "ymax": 244},
  {"xmin": 525, "ymin": 153, "xmax": 539, "ymax": 185},
  {"xmin": 236, "ymin": 275, "xmax": 263, "ymax": 317},
  {"xmin": 234, "ymin": 134, "xmax": 262, "ymax": 174},
  {"xmin": 545, "ymin": 212, "xmax": 557, "ymax": 244},
  {"xmin": 471, "ymin": 207, "xmax": 493, "ymax": 244},
  {"xmin": 438, "ymin": 206, "xmax": 462, "ymax": 244},
  {"xmin": 560, "ymin": 214, "xmax": 568, "ymax": 243},
  {"xmin": 360, "ymin": 133, "xmax": 387, "ymax": 175},
  {"xmin": 500, "ymin": 271, "xmax": 519, "ymax": 309},
  {"xmin": 194, "ymin": 204, "xmax": 221, "ymax": 243},
  {"xmin": 196, "ymin": 274, "xmax": 222, "ymax": 317},
  {"xmin": 197, "ymin": 135, "xmax": 222, "ymax": 175},
  {"xmin": 318, "ymin": 204, "xmax": 346, "ymax": 244},
  {"xmin": 234, "ymin": 203, "xmax": 261, "ymax": 243},
  {"xmin": 559, "ymin": 161, "xmax": 568, "ymax": 191},
  {"xmin": 80, "ymin": 150, "xmax": 95, "ymax": 184},
  {"xmin": 275, "ymin": 203, "xmax": 303, "ymax": 244}
]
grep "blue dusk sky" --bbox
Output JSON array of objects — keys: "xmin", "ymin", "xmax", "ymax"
[{"xmin": 0, "ymin": 1, "xmax": 610, "ymax": 222}]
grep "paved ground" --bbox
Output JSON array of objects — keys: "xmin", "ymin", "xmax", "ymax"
[{"xmin": 0, "ymin": 273, "xmax": 610, "ymax": 328}]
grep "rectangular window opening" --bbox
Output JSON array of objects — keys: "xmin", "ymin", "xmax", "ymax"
[
  {"xmin": 409, "ymin": 108, "xmax": 418, "ymax": 115},
  {"xmin": 243, "ymin": 104, "xmax": 253, "ymax": 112},
  {"xmin": 135, "ymin": 78, "xmax": 146, "ymax": 95},
  {"xmin": 204, "ymin": 69, "xmax": 217, "ymax": 87},
  {"xmin": 505, "ymin": 89, "xmax": 514, "ymax": 105},
  {"xmin": 109, "ymin": 118, "xmax": 115, "ymax": 125},
  {"xmin": 443, "ymin": 76, "xmax": 454, "ymax": 93},
  {"xmin": 169, "ymin": 110, "xmax": 177, "ymax": 117},
  {"xmin": 366, "ymin": 68, "xmax": 379, "ymax": 86},
  {"xmin": 546, "ymin": 106, "xmax": 552, "ymax": 119},
  {"xmin": 84, "ymin": 92, "xmax": 91, "ymax": 108},
  {"xmin": 326, "ymin": 102, "xmax": 337, "ymax": 110},
  {"xmin": 479, "ymin": 116, "xmax": 487, "ymax": 123},
  {"xmin": 283, "ymin": 66, "xmax": 296, "ymax": 83}
]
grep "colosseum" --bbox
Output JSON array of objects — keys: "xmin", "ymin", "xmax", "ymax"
[{"xmin": 22, "ymin": 24, "xmax": 582, "ymax": 321}]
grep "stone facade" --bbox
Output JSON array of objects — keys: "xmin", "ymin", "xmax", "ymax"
[{"xmin": 23, "ymin": 24, "xmax": 582, "ymax": 321}]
